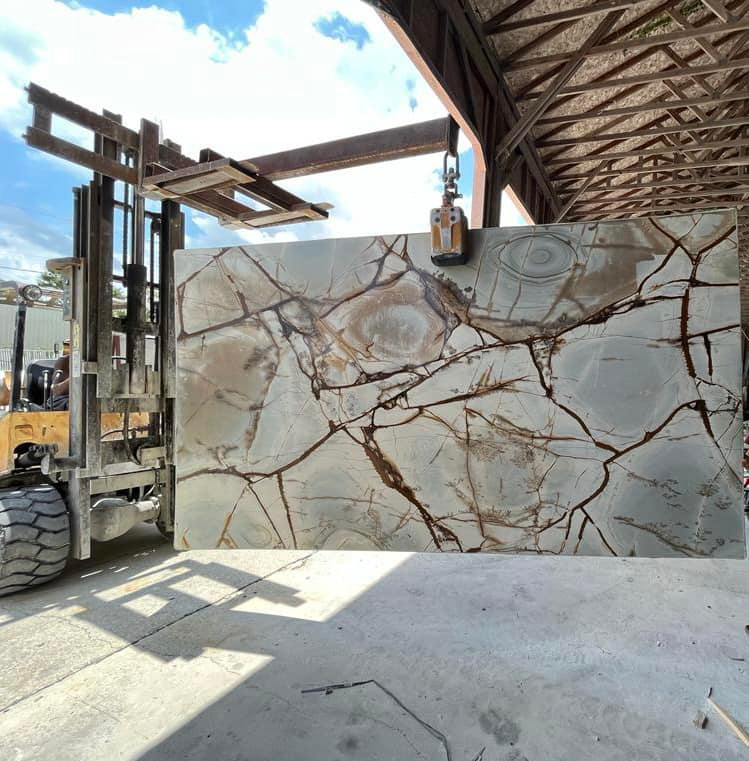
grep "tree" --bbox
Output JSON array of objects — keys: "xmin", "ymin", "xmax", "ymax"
[{"xmin": 37, "ymin": 270, "xmax": 65, "ymax": 289}]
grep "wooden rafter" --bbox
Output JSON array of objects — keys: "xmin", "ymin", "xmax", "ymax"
[
  {"xmin": 483, "ymin": 0, "xmax": 651, "ymax": 35},
  {"xmin": 539, "ymin": 116, "xmax": 749, "ymax": 148},
  {"xmin": 535, "ymin": 90, "xmax": 749, "ymax": 127},
  {"xmin": 462, "ymin": 0, "xmax": 749, "ymax": 221},
  {"xmin": 520, "ymin": 57, "xmax": 749, "ymax": 100},
  {"xmin": 502, "ymin": 18, "xmax": 749, "ymax": 71},
  {"xmin": 495, "ymin": 9, "xmax": 626, "ymax": 161}
]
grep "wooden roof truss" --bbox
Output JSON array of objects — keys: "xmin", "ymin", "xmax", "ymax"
[{"xmin": 470, "ymin": 0, "xmax": 749, "ymax": 221}]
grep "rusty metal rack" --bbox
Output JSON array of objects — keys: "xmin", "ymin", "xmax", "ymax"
[
  {"xmin": 25, "ymin": 83, "xmax": 331, "ymax": 229},
  {"xmin": 25, "ymin": 83, "xmax": 458, "ymax": 231}
]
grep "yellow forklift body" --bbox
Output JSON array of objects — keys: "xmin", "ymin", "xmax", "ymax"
[{"xmin": 0, "ymin": 411, "xmax": 149, "ymax": 477}]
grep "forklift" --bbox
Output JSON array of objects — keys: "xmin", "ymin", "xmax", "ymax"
[
  {"xmin": 0, "ymin": 83, "xmax": 459, "ymax": 596},
  {"xmin": 0, "ymin": 157, "xmax": 185, "ymax": 596}
]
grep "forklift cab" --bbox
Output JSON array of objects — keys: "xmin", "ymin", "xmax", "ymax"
[
  {"xmin": 24, "ymin": 357, "xmax": 60, "ymax": 408},
  {"xmin": 19, "ymin": 353, "xmax": 69, "ymax": 412},
  {"xmin": 0, "ymin": 288, "xmax": 71, "ymax": 473}
]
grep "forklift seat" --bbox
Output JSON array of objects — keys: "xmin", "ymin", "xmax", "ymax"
[{"xmin": 25, "ymin": 359, "xmax": 58, "ymax": 407}]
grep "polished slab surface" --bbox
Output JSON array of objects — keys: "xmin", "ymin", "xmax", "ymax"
[{"xmin": 175, "ymin": 212, "xmax": 744, "ymax": 557}]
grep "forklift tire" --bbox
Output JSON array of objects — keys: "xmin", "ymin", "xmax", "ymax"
[{"xmin": 0, "ymin": 485, "xmax": 70, "ymax": 597}]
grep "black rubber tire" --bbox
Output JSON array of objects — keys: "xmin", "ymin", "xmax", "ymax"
[{"xmin": 0, "ymin": 484, "xmax": 70, "ymax": 597}]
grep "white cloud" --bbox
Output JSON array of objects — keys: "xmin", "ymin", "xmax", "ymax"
[
  {"xmin": 0, "ymin": 0, "xmax": 471, "ymax": 249},
  {"xmin": 0, "ymin": 0, "xmax": 530, "ymax": 262},
  {"xmin": 0, "ymin": 205, "xmax": 71, "ymax": 281},
  {"xmin": 500, "ymin": 191, "xmax": 531, "ymax": 228}
]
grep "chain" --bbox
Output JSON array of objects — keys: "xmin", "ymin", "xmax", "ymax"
[{"xmin": 441, "ymin": 152, "xmax": 462, "ymax": 206}]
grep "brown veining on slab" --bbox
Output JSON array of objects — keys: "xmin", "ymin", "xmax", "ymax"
[{"xmin": 175, "ymin": 212, "xmax": 745, "ymax": 558}]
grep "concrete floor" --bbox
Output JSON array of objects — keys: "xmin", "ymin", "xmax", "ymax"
[{"xmin": 0, "ymin": 525, "xmax": 748, "ymax": 761}]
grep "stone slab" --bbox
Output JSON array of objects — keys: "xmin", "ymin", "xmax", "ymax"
[{"xmin": 175, "ymin": 213, "xmax": 744, "ymax": 557}]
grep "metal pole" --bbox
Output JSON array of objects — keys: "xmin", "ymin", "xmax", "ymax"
[
  {"xmin": 157, "ymin": 199, "xmax": 183, "ymax": 535},
  {"xmin": 10, "ymin": 302, "xmax": 27, "ymax": 410},
  {"xmin": 127, "ymin": 192, "xmax": 147, "ymax": 395}
]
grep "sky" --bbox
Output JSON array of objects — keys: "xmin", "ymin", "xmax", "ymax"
[{"xmin": 0, "ymin": 0, "xmax": 529, "ymax": 283}]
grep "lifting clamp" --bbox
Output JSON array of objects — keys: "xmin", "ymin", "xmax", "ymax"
[{"xmin": 430, "ymin": 152, "xmax": 468, "ymax": 266}]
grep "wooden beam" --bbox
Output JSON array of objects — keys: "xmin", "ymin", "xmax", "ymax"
[
  {"xmin": 554, "ymin": 154, "xmax": 749, "ymax": 180},
  {"xmin": 241, "ymin": 117, "xmax": 458, "ymax": 180},
  {"xmin": 502, "ymin": 18, "xmax": 749, "ymax": 70},
  {"xmin": 495, "ymin": 9, "xmax": 625, "ymax": 161},
  {"xmin": 575, "ymin": 186, "xmax": 749, "ymax": 209},
  {"xmin": 563, "ymin": 172, "xmax": 749, "ymax": 196},
  {"xmin": 554, "ymin": 162, "xmax": 606, "ymax": 221},
  {"xmin": 142, "ymin": 158, "xmax": 257, "ymax": 196},
  {"xmin": 482, "ymin": 0, "xmax": 648, "ymax": 35},
  {"xmin": 534, "ymin": 0, "xmax": 746, "ymax": 117},
  {"xmin": 480, "ymin": 0, "xmax": 535, "ymax": 30},
  {"xmin": 368, "ymin": 0, "xmax": 560, "ymax": 222},
  {"xmin": 539, "ymin": 116, "xmax": 749, "ymax": 147},
  {"xmin": 536, "ymin": 91, "xmax": 749, "ymax": 127},
  {"xmin": 520, "ymin": 58, "xmax": 749, "ymax": 100},
  {"xmin": 557, "ymin": 167, "xmax": 749, "ymax": 195},
  {"xmin": 667, "ymin": 8, "xmax": 722, "ymax": 63},
  {"xmin": 515, "ymin": 28, "xmax": 661, "ymax": 101},
  {"xmin": 570, "ymin": 199, "xmax": 744, "ymax": 217},
  {"xmin": 547, "ymin": 137, "xmax": 749, "ymax": 167},
  {"xmin": 700, "ymin": 0, "xmax": 734, "ymax": 21}
]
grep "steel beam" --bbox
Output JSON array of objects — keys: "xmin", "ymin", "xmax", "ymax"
[
  {"xmin": 24, "ymin": 127, "xmax": 136, "ymax": 184},
  {"xmin": 26, "ymin": 82, "xmax": 139, "ymax": 149},
  {"xmin": 9, "ymin": 304, "xmax": 26, "ymax": 410},
  {"xmin": 242, "ymin": 117, "xmax": 458, "ymax": 180}
]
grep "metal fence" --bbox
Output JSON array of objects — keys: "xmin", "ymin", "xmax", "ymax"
[{"xmin": 0, "ymin": 348, "xmax": 57, "ymax": 374}]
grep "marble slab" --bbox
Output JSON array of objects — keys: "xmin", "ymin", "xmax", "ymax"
[{"xmin": 174, "ymin": 212, "xmax": 745, "ymax": 557}]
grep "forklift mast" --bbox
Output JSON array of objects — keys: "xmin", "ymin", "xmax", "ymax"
[{"xmin": 44, "ymin": 181, "xmax": 184, "ymax": 559}]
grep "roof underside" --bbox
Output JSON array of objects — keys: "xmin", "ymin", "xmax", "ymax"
[{"xmin": 469, "ymin": 0, "xmax": 749, "ymax": 221}]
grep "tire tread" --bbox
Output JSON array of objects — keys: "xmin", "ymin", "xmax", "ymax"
[{"xmin": 0, "ymin": 485, "xmax": 69, "ymax": 596}]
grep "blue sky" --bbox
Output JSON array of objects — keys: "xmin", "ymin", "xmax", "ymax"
[{"xmin": 0, "ymin": 0, "xmax": 527, "ymax": 283}]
